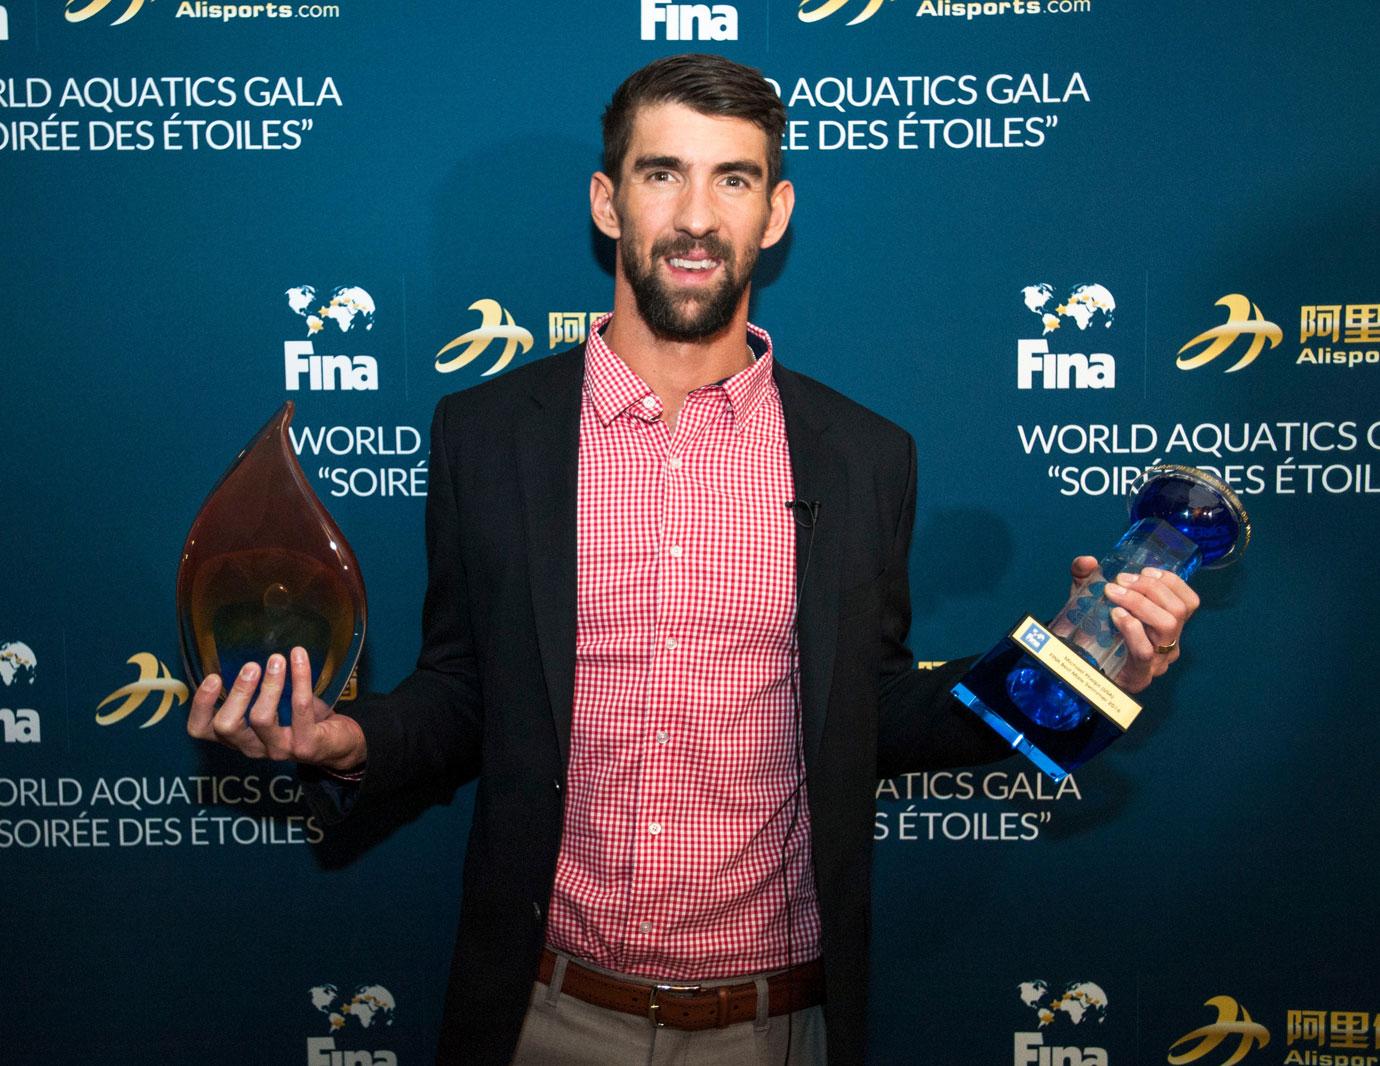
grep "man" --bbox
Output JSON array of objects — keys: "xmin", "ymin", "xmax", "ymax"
[{"xmin": 188, "ymin": 54, "xmax": 1196, "ymax": 1066}]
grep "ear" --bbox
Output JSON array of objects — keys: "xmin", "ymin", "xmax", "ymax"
[
  {"xmin": 590, "ymin": 171, "xmax": 621, "ymax": 240},
  {"xmin": 760, "ymin": 179, "xmax": 795, "ymax": 250}
]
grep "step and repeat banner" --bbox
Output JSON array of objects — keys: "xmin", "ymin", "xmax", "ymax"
[{"xmin": 3, "ymin": 1, "xmax": 1377, "ymax": 1063}]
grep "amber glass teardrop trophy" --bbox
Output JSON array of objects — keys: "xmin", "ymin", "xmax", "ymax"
[
  {"xmin": 176, "ymin": 403, "xmax": 366, "ymax": 724},
  {"xmin": 951, "ymin": 465, "xmax": 1249, "ymax": 781}
]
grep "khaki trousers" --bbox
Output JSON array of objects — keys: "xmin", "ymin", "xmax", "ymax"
[{"xmin": 509, "ymin": 950, "xmax": 827, "ymax": 1066}]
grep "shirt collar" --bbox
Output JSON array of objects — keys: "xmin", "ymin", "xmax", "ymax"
[{"xmin": 583, "ymin": 313, "xmax": 776, "ymax": 431}]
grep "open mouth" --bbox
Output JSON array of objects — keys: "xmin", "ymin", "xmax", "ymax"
[{"xmin": 665, "ymin": 255, "xmax": 722, "ymax": 279}]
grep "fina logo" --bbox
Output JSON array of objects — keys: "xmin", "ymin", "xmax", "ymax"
[
  {"xmin": 309, "ymin": 984, "xmax": 397, "ymax": 1066},
  {"xmin": 641, "ymin": 0, "xmax": 738, "ymax": 41},
  {"xmin": 1, "ymin": 640, "xmax": 40, "ymax": 743},
  {"xmin": 435, "ymin": 298, "xmax": 534, "ymax": 376},
  {"xmin": 1176, "ymin": 294, "xmax": 1282, "ymax": 374},
  {"xmin": 1018, "ymin": 622, "xmax": 1050, "ymax": 654},
  {"xmin": 95, "ymin": 653, "xmax": 189, "ymax": 728},
  {"xmin": 65, "ymin": 0, "xmax": 145, "ymax": 25},
  {"xmin": 1015, "ymin": 980, "xmax": 1108, "ymax": 1066},
  {"xmin": 1167, "ymin": 996, "xmax": 1269, "ymax": 1065},
  {"xmin": 284, "ymin": 285, "xmax": 379, "ymax": 392},
  {"xmin": 1018, "ymin": 282, "xmax": 1117, "ymax": 390},
  {"xmin": 0, "ymin": 6, "xmax": 9, "ymax": 41}
]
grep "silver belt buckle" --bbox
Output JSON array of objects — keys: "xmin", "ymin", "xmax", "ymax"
[{"xmin": 647, "ymin": 982, "xmax": 702, "ymax": 1028}]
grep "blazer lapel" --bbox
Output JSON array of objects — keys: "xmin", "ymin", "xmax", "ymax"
[
  {"xmin": 516, "ymin": 349, "xmax": 584, "ymax": 767},
  {"xmin": 773, "ymin": 362, "xmax": 846, "ymax": 771}
]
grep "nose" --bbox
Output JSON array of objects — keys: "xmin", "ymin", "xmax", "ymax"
[{"xmin": 672, "ymin": 175, "xmax": 719, "ymax": 238}]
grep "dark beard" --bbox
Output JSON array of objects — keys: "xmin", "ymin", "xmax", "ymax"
[{"xmin": 622, "ymin": 233, "xmax": 758, "ymax": 343}]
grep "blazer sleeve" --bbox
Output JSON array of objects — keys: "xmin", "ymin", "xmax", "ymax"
[
  {"xmin": 305, "ymin": 395, "xmax": 485, "ymax": 820},
  {"xmin": 875, "ymin": 432, "xmax": 1013, "ymax": 778}
]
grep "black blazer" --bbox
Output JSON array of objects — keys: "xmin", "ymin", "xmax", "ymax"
[{"xmin": 318, "ymin": 345, "xmax": 1007, "ymax": 1066}]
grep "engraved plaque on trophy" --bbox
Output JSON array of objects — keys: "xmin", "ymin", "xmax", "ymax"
[
  {"xmin": 952, "ymin": 465, "xmax": 1249, "ymax": 781},
  {"xmin": 176, "ymin": 403, "xmax": 366, "ymax": 723}
]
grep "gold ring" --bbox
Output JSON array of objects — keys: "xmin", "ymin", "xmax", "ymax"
[{"xmin": 1155, "ymin": 638, "xmax": 1179, "ymax": 655}]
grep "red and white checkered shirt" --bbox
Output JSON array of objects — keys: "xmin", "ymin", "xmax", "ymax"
[{"xmin": 545, "ymin": 315, "xmax": 821, "ymax": 979}]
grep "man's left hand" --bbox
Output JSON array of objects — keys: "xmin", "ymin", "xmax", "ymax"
[{"xmin": 1068, "ymin": 555, "xmax": 1200, "ymax": 695}]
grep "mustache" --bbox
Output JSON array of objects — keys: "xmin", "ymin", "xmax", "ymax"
[{"xmin": 648, "ymin": 235, "xmax": 735, "ymax": 263}]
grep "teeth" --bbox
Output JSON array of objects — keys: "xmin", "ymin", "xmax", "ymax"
[{"xmin": 669, "ymin": 258, "xmax": 716, "ymax": 271}]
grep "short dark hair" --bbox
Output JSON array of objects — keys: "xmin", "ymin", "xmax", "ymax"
[{"xmin": 602, "ymin": 53, "xmax": 786, "ymax": 190}]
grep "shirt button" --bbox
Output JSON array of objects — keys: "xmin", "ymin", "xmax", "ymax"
[
  {"xmin": 668, "ymin": 545, "xmax": 683, "ymax": 558},
  {"xmin": 667, "ymin": 456, "xmax": 683, "ymax": 471},
  {"xmin": 639, "ymin": 920, "xmax": 652, "ymax": 933},
  {"xmin": 655, "ymin": 730, "xmax": 669, "ymax": 745},
  {"xmin": 664, "ymin": 637, "xmax": 679, "ymax": 651},
  {"xmin": 641, "ymin": 395, "xmax": 658, "ymax": 410},
  {"xmin": 648, "ymin": 822, "xmax": 663, "ymax": 836}
]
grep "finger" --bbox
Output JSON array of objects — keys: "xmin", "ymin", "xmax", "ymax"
[
  {"xmin": 210, "ymin": 663, "xmax": 269, "ymax": 757},
  {"xmin": 1111, "ymin": 604, "xmax": 1156, "ymax": 660},
  {"xmin": 1128, "ymin": 570, "xmax": 1192, "ymax": 627},
  {"xmin": 1067, "ymin": 556, "xmax": 1103, "ymax": 602},
  {"xmin": 1110, "ymin": 606, "xmax": 1155, "ymax": 692},
  {"xmin": 1104, "ymin": 574, "xmax": 1180, "ymax": 637},
  {"xmin": 288, "ymin": 646, "xmax": 322, "ymax": 761},
  {"xmin": 1141, "ymin": 567, "xmax": 1201, "ymax": 614},
  {"xmin": 1114, "ymin": 585, "xmax": 1181, "ymax": 673},
  {"xmin": 186, "ymin": 674, "xmax": 222, "ymax": 740},
  {"xmin": 1069, "ymin": 555, "xmax": 1099, "ymax": 580},
  {"xmin": 247, "ymin": 653, "xmax": 292, "ymax": 760}
]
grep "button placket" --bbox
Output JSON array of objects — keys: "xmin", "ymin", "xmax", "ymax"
[
  {"xmin": 631, "ymin": 416, "xmax": 684, "ymax": 947},
  {"xmin": 643, "ymin": 422, "xmax": 689, "ymax": 924}
]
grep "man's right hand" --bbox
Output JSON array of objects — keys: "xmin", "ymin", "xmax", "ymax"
[{"xmin": 186, "ymin": 646, "xmax": 368, "ymax": 773}]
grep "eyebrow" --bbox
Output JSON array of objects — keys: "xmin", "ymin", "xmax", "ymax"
[
  {"xmin": 632, "ymin": 154, "xmax": 764, "ymax": 179},
  {"xmin": 633, "ymin": 154, "xmax": 685, "ymax": 172},
  {"xmin": 714, "ymin": 159, "xmax": 764, "ymax": 179}
]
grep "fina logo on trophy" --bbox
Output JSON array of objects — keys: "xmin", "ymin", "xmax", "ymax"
[
  {"xmin": 952, "ymin": 466, "xmax": 1250, "ymax": 781},
  {"xmin": 175, "ymin": 404, "xmax": 366, "ymax": 722}
]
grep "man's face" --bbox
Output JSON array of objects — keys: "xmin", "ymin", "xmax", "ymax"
[{"xmin": 606, "ymin": 102, "xmax": 782, "ymax": 342}]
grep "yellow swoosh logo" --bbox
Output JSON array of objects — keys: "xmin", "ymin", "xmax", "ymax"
[
  {"xmin": 66, "ymin": 0, "xmax": 146, "ymax": 25},
  {"xmin": 1168, "ymin": 996, "xmax": 1270, "ymax": 1065},
  {"xmin": 1176, "ymin": 294, "xmax": 1282, "ymax": 373},
  {"xmin": 96, "ymin": 653, "xmax": 189, "ymax": 727},
  {"xmin": 798, "ymin": 0, "xmax": 886, "ymax": 25},
  {"xmin": 435, "ymin": 299, "xmax": 534, "ymax": 376}
]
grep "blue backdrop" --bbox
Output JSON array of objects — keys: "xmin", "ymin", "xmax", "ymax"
[{"xmin": 3, "ymin": 2, "xmax": 1378, "ymax": 1063}]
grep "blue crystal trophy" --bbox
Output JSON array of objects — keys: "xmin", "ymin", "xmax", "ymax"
[{"xmin": 952, "ymin": 465, "xmax": 1249, "ymax": 781}]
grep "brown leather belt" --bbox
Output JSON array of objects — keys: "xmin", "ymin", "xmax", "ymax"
[{"xmin": 538, "ymin": 948, "xmax": 824, "ymax": 1030}]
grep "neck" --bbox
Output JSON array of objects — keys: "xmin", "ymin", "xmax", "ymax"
[{"xmin": 602, "ymin": 270, "xmax": 754, "ymax": 430}]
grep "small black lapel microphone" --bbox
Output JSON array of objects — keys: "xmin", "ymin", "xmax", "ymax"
[{"xmin": 785, "ymin": 499, "xmax": 821, "ymax": 528}]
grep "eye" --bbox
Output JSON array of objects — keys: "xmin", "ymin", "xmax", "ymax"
[
  {"xmin": 648, "ymin": 170, "xmax": 675, "ymax": 183},
  {"xmin": 722, "ymin": 175, "xmax": 747, "ymax": 188}
]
